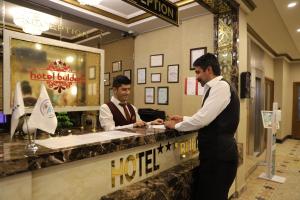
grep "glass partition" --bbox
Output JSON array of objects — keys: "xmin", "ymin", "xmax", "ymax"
[{"xmin": 3, "ymin": 30, "xmax": 104, "ymax": 114}]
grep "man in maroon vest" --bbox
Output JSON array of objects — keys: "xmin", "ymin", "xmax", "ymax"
[{"xmin": 100, "ymin": 75, "xmax": 163, "ymax": 131}]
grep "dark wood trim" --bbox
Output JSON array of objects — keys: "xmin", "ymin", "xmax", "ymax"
[
  {"xmin": 194, "ymin": 0, "xmax": 218, "ymax": 14},
  {"xmin": 248, "ymin": 24, "xmax": 300, "ymax": 62},
  {"xmin": 276, "ymin": 135, "xmax": 292, "ymax": 143},
  {"xmin": 241, "ymin": 0, "xmax": 257, "ymax": 11}
]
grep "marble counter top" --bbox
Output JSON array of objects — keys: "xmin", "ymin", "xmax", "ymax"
[{"xmin": 0, "ymin": 128, "xmax": 195, "ymax": 179}]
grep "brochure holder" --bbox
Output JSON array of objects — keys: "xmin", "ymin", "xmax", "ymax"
[{"xmin": 259, "ymin": 102, "xmax": 286, "ymax": 183}]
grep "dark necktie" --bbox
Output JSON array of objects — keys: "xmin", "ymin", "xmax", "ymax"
[
  {"xmin": 119, "ymin": 103, "xmax": 131, "ymax": 121},
  {"xmin": 201, "ymin": 87, "xmax": 211, "ymax": 107}
]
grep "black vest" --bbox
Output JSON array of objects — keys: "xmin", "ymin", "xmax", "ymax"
[
  {"xmin": 198, "ymin": 80, "xmax": 240, "ymax": 161},
  {"xmin": 106, "ymin": 102, "xmax": 137, "ymax": 126}
]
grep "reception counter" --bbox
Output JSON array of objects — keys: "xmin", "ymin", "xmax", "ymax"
[{"xmin": 0, "ymin": 127, "xmax": 199, "ymax": 200}]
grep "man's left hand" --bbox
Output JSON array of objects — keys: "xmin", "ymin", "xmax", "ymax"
[
  {"xmin": 164, "ymin": 120, "xmax": 177, "ymax": 129},
  {"xmin": 151, "ymin": 118, "xmax": 164, "ymax": 125}
]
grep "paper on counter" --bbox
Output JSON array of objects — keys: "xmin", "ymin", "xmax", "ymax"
[
  {"xmin": 148, "ymin": 125, "xmax": 166, "ymax": 129},
  {"xmin": 35, "ymin": 131, "xmax": 141, "ymax": 150}
]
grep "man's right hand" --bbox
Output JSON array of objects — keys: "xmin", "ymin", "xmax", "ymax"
[
  {"xmin": 170, "ymin": 115, "xmax": 183, "ymax": 123},
  {"xmin": 134, "ymin": 120, "xmax": 146, "ymax": 128}
]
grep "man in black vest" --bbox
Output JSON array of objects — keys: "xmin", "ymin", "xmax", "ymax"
[
  {"xmin": 100, "ymin": 75, "xmax": 163, "ymax": 131},
  {"xmin": 165, "ymin": 53, "xmax": 240, "ymax": 200}
]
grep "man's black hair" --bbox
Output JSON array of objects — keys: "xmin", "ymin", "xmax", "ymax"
[
  {"xmin": 113, "ymin": 75, "xmax": 131, "ymax": 88},
  {"xmin": 21, "ymin": 80, "xmax": 32, "ymax": 95},
  {"xmin": 193, "ymin": 53, "xmax": 221, "ymax": 76}
]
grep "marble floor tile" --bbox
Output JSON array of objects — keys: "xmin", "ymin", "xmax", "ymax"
[{"xmin": 232, "ymin": 139, "xmax": 300, "ymax": 200}]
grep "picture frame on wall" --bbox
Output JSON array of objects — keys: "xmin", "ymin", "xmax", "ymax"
[
  {"xmin": 104, "ymin": 72, "xmax": 110, "ymax": 86},
  {"xmin": 151, "ymin": 73, "xmax": 161, "ymax": 83},
  {"xmin": 123, "ymin": 69, "xmax": 131, "ymax": 80},
  {"xmin": 112, "ymin": 61, "xmax": 122, "ymax": 72},
  {"xmin": 137, "ymin": 68, "xmax": 146, "ymax": 84},
  {"xmin": 157, "ymin": 87, "xmax": 169, "ymax": 105},
  {"xmin": 89, "ymin": 66, "xmax": 96, "ymax": 80},
  {"xmin": 145, "ymin": 87, "xmax": 155, "ymax": 104},
  {"xmin": 150, "ymin": 54, "xmax": 164, "ymax": 67},
  {"xmin": 167, "ymin": 64, "xmax": 179, "ymax": 83},
  {"xmin": 190, "ymin": 47, "xmax": 207, "ymax": 70}
]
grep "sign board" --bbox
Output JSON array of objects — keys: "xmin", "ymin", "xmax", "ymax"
[
  {"xmin": 261, "ymin": 111, "xmax": 273, "ymax": 128},
  {"xmin": 122, "ymin": 0, "xmax": 178, "ymax": 26}
]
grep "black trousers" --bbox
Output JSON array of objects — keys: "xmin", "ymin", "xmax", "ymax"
[{"xmin": 192, "ymin": 159, "xmax": 238, "ymax": 200}]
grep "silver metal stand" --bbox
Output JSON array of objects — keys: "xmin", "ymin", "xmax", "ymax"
[
  {"xmin": 24, "ymin": 115, "xmax": 38, "ymax": 154},
  {"xmin": 258, "ymin": 102, "xmax": 286, "ymax": 183}
]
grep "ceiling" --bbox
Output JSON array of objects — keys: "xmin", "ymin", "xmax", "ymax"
[
  {"xmin": 247, "ymin": 0, "xmax": 300, "ymax": 59},
  {"xmin": 3, "ymin": 0, "xmax": 299, "ymax": 59},
  {"xmin": 272, "ymin": 0, "xmax": 300, "ymax": 56},
  {"xmin": 1, "ymin": 0, "xmax": 209, "ymax": 47}
]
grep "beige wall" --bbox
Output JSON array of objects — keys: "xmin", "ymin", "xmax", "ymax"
[
  {"xmin": 290, "ymin": 63, "xmax": 300, "ymax": 82},
  {"xmin": 263, "ymin": 53, "xmax": 274, "ymax": 79},
  {"xmin": 101, "ymin": 38, "xmax": 135, "ymax": 103},
  {"xmin": 274, "ymin": 59, "xmax": 293, "ymax": 139},
  {"xmin": 282, "ymin": 60, "xmax": 292, "ymax": 138},
  {"xmin": 236, "ymin": 8, "xmax": 248, "ymax": 193},
  {"xmin": 134, "ymin": 14, "xmax": 214, "ymax": 116}
]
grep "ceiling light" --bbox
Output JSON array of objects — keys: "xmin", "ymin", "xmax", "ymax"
[
  {"xmin": 66, "ymin": 56, "xmax": 74, "ymax": 63},
  {"xmin": 288, "ymin": 2, "xmax": 297, "ymax": 8},
  {"xmin": 11, "ymin": 7, "xmax": 55, "ymax": 35},
  {"xmin": 297, "ymin": 28, "xmax": 300, "ymax": 32},
  {"xmin": 77, "ymin": 0, "xmax": 103, "ymax": 6}
]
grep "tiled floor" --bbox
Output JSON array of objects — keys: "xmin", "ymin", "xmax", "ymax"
[{"xmin": 233, "ymin": 139, "xmax": 300, "ymax": 200}]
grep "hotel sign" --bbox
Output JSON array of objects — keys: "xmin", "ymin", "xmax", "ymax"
[{"xmin": 122, "ymin": 0, "xmax": 178, "ymax": 26}]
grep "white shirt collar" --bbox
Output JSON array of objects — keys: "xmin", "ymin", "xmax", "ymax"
[
  {"xmin": 111, "ymin": 96, "xmax": 121, "ymax": 105},
  {"xmin": 205, "ymin": 76, "xmax": 223, "ymax": 88}
]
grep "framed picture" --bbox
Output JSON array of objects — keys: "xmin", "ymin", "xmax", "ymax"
[
  {"xmin": 104, "ymin": 73, "xmax": 110, "ymax": 86},
  {"xmin": 157, "ymin": 87, "xmax": 169, "ymax": 105},
  {"xmin": 151, "ymin": 73, "xmax": 161, "ymax": 83},
  {"xmin": 150, "ymin": 54, "xmax": 164, "ymax": 67},
  {"xmin": 190, "ymin": 47, "xmax": 207, "ymax": 70},
  {"xmin": 112, "ymin": 61, "xmax": 122, "ymax": 72},
  {"xmin": 167, "ymin": 64, "xmax": 179, "ymax": 83},
  {"xmin": 123, "ymin": 69, "xmax": 131, "ymax": 80},
  {"xmin": 89, "ymin": 66, "xmax": 96, "ymax": 79},
  {"xmin": 145, "ymin": 87, "xmax": 155, "ymax": 104},
  {"xmin": 137, "ymin": 68, "xmax": 146, "ymax": 84}
]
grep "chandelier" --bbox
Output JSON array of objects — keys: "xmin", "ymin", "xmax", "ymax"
[
  {"xmin": 11, "ymin": 7, "xmax": 55, "ymax": 35},
  {"xmin": 77, "ymin": 0, "xmax": 103, "ymax": 6}
]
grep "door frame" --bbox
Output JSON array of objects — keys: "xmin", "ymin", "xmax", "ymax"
[{"xmin": 292, "ymin": 82, "xmax": 300, "ymax": 139}]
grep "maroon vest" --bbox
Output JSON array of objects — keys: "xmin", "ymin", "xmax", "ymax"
[{"xmin": 106, "ymin": 101, "xmax": 137, "ymax": 126}]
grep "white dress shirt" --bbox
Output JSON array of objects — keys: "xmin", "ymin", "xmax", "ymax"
[
  {"xmin": 99, "ymin": 96, "xmax": 141, "ymax": 131},
  {"xmin": 175, "ymin": 76, "xmax": 231, "ymax": 132}
]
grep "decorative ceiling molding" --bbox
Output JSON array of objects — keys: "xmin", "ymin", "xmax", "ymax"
[
  {"xmin": 241, "ymin": 0, "xmax": 256, "ymax": 11},
  {"xmin": 60, "ymin": 0, "xmax": 195, "ymax": 25},
  {"xmin": 248, "ymin": 24, "xmax": 300, "ymax": 62}
]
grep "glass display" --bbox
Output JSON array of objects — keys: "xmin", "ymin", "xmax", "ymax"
[{"xmin": 4, "ymin": 30, "xmax": 103, "ymax": 114}]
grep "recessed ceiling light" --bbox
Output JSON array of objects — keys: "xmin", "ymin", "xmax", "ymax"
[
  {"xmin": 288, "ymin": 2, "xmax": 297, "ymax": 8},
  {"xmin": 297, "ymin": 28, "xmax": 300, "ymax": 32}
]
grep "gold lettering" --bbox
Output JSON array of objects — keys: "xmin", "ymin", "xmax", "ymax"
[
  {"xmin": 141, "ymin": 0, "xmax": 147, "ymax": 5},
  {"xmin": 111, "ymin": 158, "xmax": 124, "ymax": 188},
  {"xmin": 124, "ymin": 155, "xmax": 136, "ymax": 182}
]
